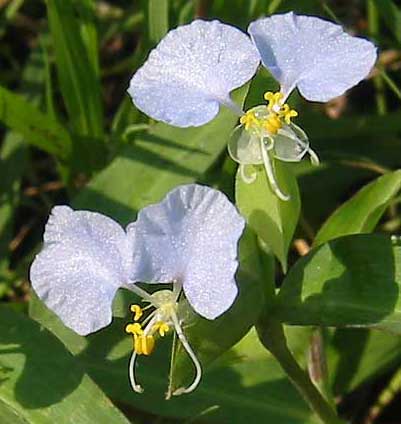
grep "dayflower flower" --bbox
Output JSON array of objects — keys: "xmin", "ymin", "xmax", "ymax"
[
  {"xmin": 128, "ymin": 13, "xmax": 377, "ymax": 200},
  {"xmin": 30, "ymin": 184, "xmax": 245, "ymax": 396}
]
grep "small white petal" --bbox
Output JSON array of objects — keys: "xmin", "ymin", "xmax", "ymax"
[
  {"xmin": 248, "ymin": 12, "xmax": 377, "ymax": 101},
  {"xmin": 273, "ymin": 123, "xmax": 309, "ymax": 162},
  {"xmin": 30, "ymin": 206, "xmax": 132, "ymax": 336},
  {"xmin": 128, "ymin": 184, "xmax": 245, "ymax": 319},
  {"xmin": 128, "ymin": 20, "xmax": 260, "ymax": 127}
]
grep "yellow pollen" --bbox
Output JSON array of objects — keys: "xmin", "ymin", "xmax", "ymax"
[
  {"xmin": 130, "ymin": 304, "xmax": 143, "ymax": 321},
  {"xmin": 134, "ymin": 334, "xmax": 155, "ymax": 356},
  {"xmin": 240, "ymin": 91, "xmax": 299, "ymax": 134},
  {"xmin": 264, "ymin": 91, "xmax": 284, "ymax": 111},
  {"xmin": 264, "ymin": 114, "xmax": 282, "ymax": 134},
  {"xmin": 125, "ymin": 322, "xmax": 143, "ymax": 335},
  {"xmin": 240, "ymin": 111, "xmax": 259, "ymax": 130},
  {"xmin": 279, "ymin": 104, "xmax": 298, "ymax": 124},
  {"xmin": 152, "ymin": 321, "xmax": 170, "ymax": 337},
  {"xmin": 126, "ymin": 304, "xmax": 172, "ymax": 356}
]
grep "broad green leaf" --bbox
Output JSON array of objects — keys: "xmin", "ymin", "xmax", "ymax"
[
  {"xmin": 148, "ymin": 0, "xmax": 169, "ymax": 43},
  {"xmin": 30, "ymin": 286, "xmax": 315, "ymax": 423},
  {"xmin": 73, "ymin": 86, "xmax": 249, "ymax": 220},
  {"xmin": 46, "ymin": 0, "xmax": 104, "ymax": 139},
  {"xmin": 236, "ymin": 163, "xmax": 300, "ymax": 272},
  {"xmin": 276, "ymin": 234, "xmax": 401, "ymax": 334},
  {"xmin": 0, "ymin": 306, "xmax": 130, "ymax": 424},
  {"xmin": 314, "ymin": 171, "xmax": 401, "ymax": 247},
  {"xmin": 0, "ymin": 85, "xmax": 71, "ymax": 158},
  {"xmin": 0, "ymin": 399, "xmax": 27, "ymax": 424}
]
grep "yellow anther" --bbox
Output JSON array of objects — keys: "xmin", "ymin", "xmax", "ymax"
[
  {"xmin": 279, "ymin": 104, "xmax": 298, "ymax": 124},
  {"xmin": 264, "ymin": 114, "xmax": 282, "ymax": 134},
  {"xmin": 152, "ymin": 321, "xmax": 170, "ymax": 337},
  {"xmin": 264, "ymin": 91, "xmax": 283, "ymax": 111},
  {"xmin": 134, "ymin": 335, "xmax": 155, "ymax": 356},
  {"xmin": 240, "ymin": 111, "xmax": 260, "ymax": 130},
  {"xmin": 125, "ymin": 322, "xmax": 143, "ymax": 335},
  {"xmin": 130, "ymin": 304, "xmax": 143, "ymax": 321}
]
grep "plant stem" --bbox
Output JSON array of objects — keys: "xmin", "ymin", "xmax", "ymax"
[
  {"xmin": 367, "ymin": 0, "xmax": 387, "ymax": 115},
  {"xmin": 257, "ymin": 318, "xmax": 344, "ymax": 424}
]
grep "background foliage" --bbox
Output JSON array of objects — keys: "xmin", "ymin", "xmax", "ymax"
[{"xmin": 2, "ymin": 0, "xmax": 401, "ymax": 423}]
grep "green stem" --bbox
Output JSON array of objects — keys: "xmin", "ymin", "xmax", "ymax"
[
  {"xmin": 257, "ymin": 319, "xmax": 343, "ymax": 424},
  {"xmin": 367, "ymin": 0, "xmax": 387, "ymax": 115}
]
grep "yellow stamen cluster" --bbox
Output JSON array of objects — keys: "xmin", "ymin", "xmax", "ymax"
[
  {"xmin": 125, "ymin": 304, "xmax": 170, "ymax": 356},
  {"xmin": 240, "ymin": 91, "xmax": 298, "ymax": 136},
  {"xmin": 264, "ymin": 91, "xmax": 298, "ymax": 125},
  {"xmin": 240, "ymin": 111, "xmax": 259, "ymax": 131}
]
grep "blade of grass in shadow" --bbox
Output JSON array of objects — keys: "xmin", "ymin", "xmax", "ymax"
[
  {"xmin": 46, "ymin": 0, "xmax": 105, "ymax": 171},
  {"xmin": 148, "ymin": 0, "xmax": 169, "ymax": 44}
]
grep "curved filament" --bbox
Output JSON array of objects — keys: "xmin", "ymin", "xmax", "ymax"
[
  {"xmin": 128, "ymin": 350, "xmax": 144, "ymax": 393},
  {"xmin": 170, "ymin": 311, "xmax": 202, "ymax": 396},
  {"xmin": 260, "ymin": 138, "xmax": 290, "ymax": 201},
  {"xmin": 308, "ymin": 147, "xmax": 320, "ymax": 166}
]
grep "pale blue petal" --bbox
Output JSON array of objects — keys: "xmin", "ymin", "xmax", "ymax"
[
  {"xmin": 128, "ymin": 184, "xmax": 245, "ymax": 319},
  {"xmin": 30, "ymin": 206, "xmax": 132, "ymax": 336},
  {"xmin": 128, "ymin": 20, "xmax": 260, "ymax": 127},
  {"xmin": 248, "ymin": 12, "xmax": 377, "ymax": 101}
]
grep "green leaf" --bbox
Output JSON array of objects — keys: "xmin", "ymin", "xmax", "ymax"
[
  {"xmin": 73, "ymin": 86, "xmax": 249, "ymax": 220},
  {"xmin": 0, "ymin": 85, "xmax": 71, "ymax": 158},
  {"xmin": 148, "ymin": 0, "xmax": 169, "ymax": 44},
  {"xmin": 276, "ymin": 234, "xmax": 401, "ymax": 334},
  {"xmin": 0, "ymin": 306, "xmax": 130, "ymax": 424},
  {"xmin": 30, "ymin": 299, "xmax": 316, "ymax": 423},
  {"xmin": 0, "ymin": 399, "xmax": 29, "ymax": 424},
  {"xmin": 46, "ymin": 0, "xmax": 104, "ymax": 139},
  {"xmin": 314, "ymin": 170, "xmax": 401, "ymax": 247},
  {"xmin": 236, "ymin": 163, "xmax": 300, "ymax": 272}
]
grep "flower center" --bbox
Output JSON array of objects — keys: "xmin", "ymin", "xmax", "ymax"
[
  {"xmin": 125, "ymin": 284, "xmax": 202, "ymax": 396},
  {"xmin": 239, "ymin": 91, "xmax": 298, "ymax": 136},
  {"xmin": 125, "ymin": 290, "xmax": 176, "ymax": 356}
]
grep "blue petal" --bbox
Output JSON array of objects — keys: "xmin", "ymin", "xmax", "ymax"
[
  {"xmin": 30, "ymin": 206, "xmax": 132, "ymax": 335},
  {"xmin": 128, "ymin": 20, "xmax": 260, "ymax": 127},
  {"xmin": 249, "ymin": 12, "xmax": 377, "ymax": 101},
  {"xmin": 128, "ymin": 184, "xmax": 245, "ymax": 319}
]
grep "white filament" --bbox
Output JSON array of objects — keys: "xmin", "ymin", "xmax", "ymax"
[
  {"xmin": 260, "ymin": 138, "xmax": 290, "ymax": 201},
  {"xmin": 171, "ymin": 311, "xmax": 202, "ymax": 396}
]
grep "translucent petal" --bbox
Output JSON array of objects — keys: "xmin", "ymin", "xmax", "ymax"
[
  {"xmin": 228, "ymin": 125, "xmax": 264, "ymax": 165},
  {"xmin": 128, "ymin": 184, "xmax": 245, "ymax": 319},
  {"xmin": 30, "ymin": 206, "xmax": 132, "ymax": 335},
  {"xmin": 248, "ymin": 12, "xmax": 377, "ymax": 101},
  {"xmin": 128, "ymin": 20, "xmax": 260, "ymax": 127},
  {"xmin": 273, "ymin": 123, "xmax": 309, "ymax": 162}
]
